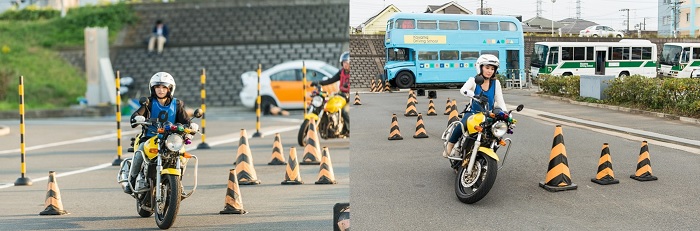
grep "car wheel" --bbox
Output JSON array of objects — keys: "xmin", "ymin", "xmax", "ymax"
[
  {"xmin": 395, "ymin": 71, "xmax": 414, "ymax": 89},
  {"xmin": 254, "ymin": 96, "xmax": 277, "ymax": 115},
  {"xmin": 593, "ymin": 34, "xmax": 599, "ymax": 37},
  {"xmin": 616, "ymin": 34, "xmax": 622, "ymax": 38}
]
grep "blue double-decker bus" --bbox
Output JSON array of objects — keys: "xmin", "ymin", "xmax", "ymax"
[{"xmin": 384, "ymin": 13, "xmax": 525, "ymax": 88}]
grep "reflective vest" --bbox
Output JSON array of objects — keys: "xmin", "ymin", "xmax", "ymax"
[
  {"xmin": 470, "ymin": 79, "xmax": 495, "ymax": 113},
  {"xmin": 145, "ymin": 97, "xmax": 177, "ymax": 138},
  {"xmin": 339, "ymin": 69, "xmax": 350, "ymax": 93}
]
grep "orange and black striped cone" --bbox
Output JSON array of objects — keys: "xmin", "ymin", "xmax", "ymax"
[
  {"xmin": 220, "ymin": 169, "xmax": 248, "ymax": 214},
  {"xmin": 301, "ymin": 118, "xmax": 321, "ymax": 165},
  {"xmin": 539, "ymin": 125, "xmax": 578, "ymax": 192},
  {"xmin": 591, "ymin": 143, "xmax": 619, "ymax": 185},
  {"xmin": 427, "ymin": 99, "xmax": 437, "ymax": 116},
  {"xmin": 444, "ymin": 98, "xmax": 452, "ymax": 115},
  {"xmin": 447, "ymin": 100, "xmax": 459, "ymax": 126},
  {"xmin": 315, "ymin": 147, "xmax": 337, "ymax": 184},
  {"xmin": 282, "ymin": 147, "xmax": 304, "ymax": 185},
  {"xmin": 630, "ymin": 141, "xmax": 658, "ymax": 181},
  {"xmin": 383, "ymin": 80, "xmax": 392, "ymax": 92},
  {"xmin": 413, "ymin": 113, "xmax": 429, "ymax": 138},
  {"xmin": 409, "ymin": 90, "xmax": 417, "ymax": 105},
  {"xmin": 388, "ymin": 114, "xmax": 403, "ymax": 140},
  {"xmin": 234, "ymin": 129, "xmax": 261, "ymax": 185},
  {"xmin": 404, "ymin": 98, "xmax": 418, "ymax": 117},
  {"xmin": 268, "ymin": 133, "xmax": 287, "ymax": 165},
  {"xmin": 353, "ymin": 92, "xmax": 362, "ymax": 105},
  {"xmin": 39, "ymin": 171, "xmax": 68, "ymax": 215}
]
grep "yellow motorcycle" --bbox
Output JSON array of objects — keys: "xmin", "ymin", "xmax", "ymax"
[
  {"xmin": 118, "ymin": 102, "xmax": 202, "ymax": 229},
  {"xmin": 297, "ymin": 82, "xmax": 348, "ymax": 146}
]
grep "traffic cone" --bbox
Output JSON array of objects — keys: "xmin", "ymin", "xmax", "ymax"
[
  {"xmin": 539, "ymin": 125, "xmax": 578, "ymax": 192},
  {"xmin": 268, "ymin": 133, "xmax": 287, "ymax": 165},
  {"xmin": 444, "ymin": 98, "xmax": 452, "ymax": 115},
  {"xmin": 39, "ymin": 171, "xmax": 68, "ymax": 215},
  {"xmin": 269, "ymin": 106, "xmax": 290, "ymax": 116},
  {"xmin": 413, "ymin": 113, "xmax": 429, "ymax": 138},
  {"xmin": 447, "ymin": 100, "xmax": 459, "ymax": 126},
  {"xmin": 409, "ymin": 90, "xmax": 417, "ymax": 105},
  {"xmin": 630, "ymin": 141, "xmax": 658, "ymax": 181},
  {"xmin": 301, "ymin": 118, "xmax": 321, "ymax": 165},
  {"xmin": 353, "ymin": 92, "xmax": 362, "ymax": 105},
  {"xmin": 370, "ymin": 79, "xmax": 377, "ymax": 92},
  {"xmin": 282, "ymin": 147, "xmax": 304, "ymax": 184},
  {"xmin": 383, "ymin": 80, "xmax": 392, "ymax": 92},
  {"xmin": 220, "ymin": 169, "xmax": 248, "ymax": 214},
  {"xmin": 388, "ymin": 114, "xmax": 403, "ymax": 140},
  {"xmin": 404, "ymin": 98, "xmax": 418, "ymax": 117},
  {"xmin": 427, "ymin": 99, "xmax": 437, "ymax": 116},
  {"xmin": 234, "ymin": 129, "xmax": 261, "ymax": 185},
  {"xmin": 315, "ymin": 147, "xmax": 337, "ymax": 184},
  {"xmin": 591, "ymin": 143, "xmax": 619, "ymax": 185}
]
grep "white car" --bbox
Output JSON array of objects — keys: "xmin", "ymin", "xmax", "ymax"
[
  {"xmin": 239, "ymin": 60, "xmax": 339, "ymax": 111},
  {"xmin": 579, "ymin": 25, "xmax": 624, "ymax": 38}
]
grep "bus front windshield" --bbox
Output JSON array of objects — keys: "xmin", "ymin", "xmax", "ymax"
[
  {"xmin": 661, "ymin": 45, "xmax": 682, "ymax": 66},
  {"xmin": 531, "ymin": 44, "xmax": 548, "ymax": 68},
  {"xmin": 387, "ymin": 48, "xmax": 410, "ymax": 62}
]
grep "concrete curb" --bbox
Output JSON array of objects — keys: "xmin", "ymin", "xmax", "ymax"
[
  {"xmin": 533, "ymin": 93, "xmax": 700, "ymax": 126},
  {"xmin": 0, "ymin": 125, "xmax": 9, "ymax": 136}
]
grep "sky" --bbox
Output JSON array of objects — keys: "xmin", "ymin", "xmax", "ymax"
[{"xmin": 350, "ymin": 0, "xmax": 661, "ymax": 31}]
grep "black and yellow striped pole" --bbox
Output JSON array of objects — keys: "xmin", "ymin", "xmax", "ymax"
[
  {"xmin": 197, "ymin": 68, "xmax": 211, "ymax": 149},
  {"xmin": 252, "ymin": 64, "xmax": 263, "ymax": 138},
  {"xmin": 14, "ymin": 76, "xmax": 32, "ymax": 186},
  {"xmin": 112, "ymin": 71, "xmax": 123, "ymax": 166},
  {"xmin": 302, "ymin": 61, "xmax": 307, "ymax": 114}
]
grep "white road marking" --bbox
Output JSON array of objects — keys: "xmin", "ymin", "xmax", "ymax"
[{"xmin": 0, "ymin": 130, "xmax": 141, "ymax": 156}]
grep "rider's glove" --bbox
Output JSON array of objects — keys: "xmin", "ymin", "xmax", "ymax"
[
  {"xmin": 188, "ymin": 122, "xmax": 199, "ymax": 134},
  {"xmin": 478, "ymin": 95, "xmax": 489, "ymax": 104},
  {"xmin": 131, "ymin": 116, "xmax": 146, "ymax": 127}
]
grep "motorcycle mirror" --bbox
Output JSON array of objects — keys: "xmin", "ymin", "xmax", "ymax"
[
  {"xmin": 474, "ymin": 75, "xmax": 485, "ymax": 85},
  {"xmin": 516, "ymin": 104, "xmax": 524, "ymax": 112},
  {"xmin": 193, "ymin": 108, "xmax": 203, "ymax": 118},
  {"xmin": 139, "ymin": 97, "xmax": 148, "ymax": 106}
]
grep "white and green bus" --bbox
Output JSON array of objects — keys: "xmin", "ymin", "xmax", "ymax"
[
  {"xmin": 658, "ymin": 43, "xmax": 700, "ymax": 78},
  {"xmin": 530, "ymin": 39, "xmax": 657, "ymax": 78}
]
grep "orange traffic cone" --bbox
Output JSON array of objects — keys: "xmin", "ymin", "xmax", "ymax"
[
  {"xmin": 268, "ymin": 133, "xmax": 287, "ymax": 165},
  {"xmin": 301, "ymin": 118, "xmax": 321, "ymax": 165},
  {"xmin": 388, "ymin": 114, "xmax": 403, "ymax": 140},
  {"xmin": 591, "ymin": 143, "xmax": 619, "ymax": 185},
  {"xmin": 220, "ymin": 169, "xmax": 248, "ymax": 214},
  {"xmin": 447, "ymin": 100, "xmax": 459, "ymax": 126},
  {"xmin": 539, "ymin": 125, "xmax": 578, "ymax": 192},
  {"xmin": 427, "ymin": 99, "xmax": 437, "ymax": 116},
  {"xmin": 408, "ymin": 90, "xmax": 417, "ymax": 105},
  {"xmin": 383, "ymin": 80, "xmax": 392, "ymax": 92},
  {"xmin": 39, "ymin": 171, "xmax": 68, "ymax": 215},
  {"xmin": 282, "ymin": 147, "xmax": 304, "ymax": 184},
  {"xmin": 630, "ymin": 141, "xmax": 658, "ymax": 181},
  {"xmin": 413, "ymin": 113, "xmax": 428, "ymax": 138},
  {"xmin": 444, "ymin": 98, "xmax": 452, "ymax": 115},
  {"xmin": 315, "ymin": 147, "xmax": 337, "ymax": 184},
  {"xmin": 353, "ymin": 92, "xmax": 362, "ymax": 105},
  {"xmin": 404, "ymin": 98, "xmax": 418, "ymax": 117},
  {"xmin": 235, "ymin": 129, "xmax": 261, "ymax": 185},
  {"xmin": 370, "ymin": 79, "xmax": 377, "ymax": 92}
]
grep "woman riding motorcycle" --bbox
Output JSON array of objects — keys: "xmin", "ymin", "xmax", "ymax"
[
  {"xmin": 312, "ymin": 51, "xmax": 350, "ymax": 132},
  {"xmin": 124, "ymin": 72, "xmax": 197, "ymax": 194},
  {"xmin": 443, "ymin": 54, "xmax": 508, "ymax": 158}
]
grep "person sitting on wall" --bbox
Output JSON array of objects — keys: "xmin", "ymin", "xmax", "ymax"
[{"xmin": 147, "ymin": 20, "xmax": 169, "ymax": 56}]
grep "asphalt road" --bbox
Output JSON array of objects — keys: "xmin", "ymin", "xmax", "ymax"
[
  {"xmin": 350, "ymin": 88, "xmax": 700, "ymax": 230},
  {"xmin": 0, "ymin": 109, "xmax": 349, "ymax": 230}
]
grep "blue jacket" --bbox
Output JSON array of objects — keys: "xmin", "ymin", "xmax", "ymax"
[{"xmin": 152, "ymin": 24, "xmax": 169, "ymax": 39}]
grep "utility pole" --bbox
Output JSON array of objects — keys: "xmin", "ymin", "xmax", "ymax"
[
  {"xmin": 536, "ymin": 0, "xmax": 543, "ymax": 17},
  {"xmin": 672, "ymin": 1, "xmax": 685, "ymax": 38},
  {"xmin": 620, "ymin": 9, "xmax": 630, "ymax": 34},
  {"xmin": 480, "ymin": 0, "xmax": 484, "ymax": 15},
  {"xmin": 576, "ymin": 0, "xmax": 581, "ymax": 19}
]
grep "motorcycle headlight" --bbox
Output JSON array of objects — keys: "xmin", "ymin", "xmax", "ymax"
[
  {"xmin": 491, "ymin": 121, "xmax": 508, "ymax": 138},
  {"xmin": 312, "ymin": 96, "xmax": 323, "ymax": 107},
  {"xmin": 165, "ymin": 135, "xmax": 184, "ymax": 152}
]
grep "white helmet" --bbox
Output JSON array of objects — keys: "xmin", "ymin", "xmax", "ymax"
[
  {"xmin": 475, "ymin": 54, "xmax": 500, "ymax": 75},
  {"xmin": 149, "ymin": 72, "xmax": 176, "ymax": 97}
]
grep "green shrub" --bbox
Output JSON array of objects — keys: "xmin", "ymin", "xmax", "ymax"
[
  {"xmin": 605, "ymin": 76, "xmax": 700, "ymax": 117},
  {"xmin": 0, "ymin": 5, "xmax": 60, "ymax": 21},
  {"xmin": 536, "ymin": 74, "xmax": 580, "ymax": 98}
]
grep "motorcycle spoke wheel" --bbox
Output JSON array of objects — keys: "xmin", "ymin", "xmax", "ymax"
[{"xmin": 154, "ymin": 175, "xmax": 181, "ymax": 229}]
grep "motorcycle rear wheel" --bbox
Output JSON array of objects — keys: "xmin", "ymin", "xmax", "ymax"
[
  {"xmin": 455, "ymin": 154, "xmax": 497, "ymax": 204},
  {"xmin": 297, "ymin": 119, "xmax": 310, "ymax": 147},
  {"xmin": 154, "ymin": 175, "xmax": 181, "ymax": 229}
]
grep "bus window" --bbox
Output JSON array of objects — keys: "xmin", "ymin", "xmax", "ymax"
[
  {"xmin": 387, "ymin": 20, "xmax": 394, "ymax": 31},
  {"xmin": 642, "ymin": 47, "xmax": 652, "ymax": 60},
  {"xmin": 574, "ymin": 47, "xmax": 585, "ymax": 60},
  {"xmin": 631, "ymin": 47, "xmax": 642, "ymax": 60},
  {"xmin": 439, "ymin": 21, "xmax": 458, "ymax": 30},
  {"xmin": 418, "ymin": 51, "xmax": 438, "ymax": 60},
  {"xmin": 459, "ymin": 20, "xmax": 478, "ymax": 30},
  {"xmin": 547, "ymin": 47, "xmax": 559, "ymax": 65},
  {"xmin": 417, "ymin": 20, "xmax": 437, "ymax": 29},
  {"xmin": 499, "ymin": 21, "xmax": 517, "ymax": 31},
  {"xmin": 693, "ymin": 48, "xmax": 700, "ymax": 59},
  {"xmin": 682, "ymin": 47, "xmax": 690, "ymax": 63},
  {"xmin": 397, "ymin": 19, "xmax": 415, "ymax": 29},
  {"xmin": 532, "ymin": 45, "xmax": 548, "ymax": 67},
  {"xmin": 388, "ymin": 48, "xmax": 410, "ymax": 61},
  {"xmin": 482, "ymin": 50, "xmax": 499, "ymax": 57},
  {"xmin": 480, "ymin": 22, "xmax": 498, "ymax": 31},
  {"xmin": 609, "ymin": 47, "xmax": 624, "ymax": 60},
  {"xmin": 562, "ymin": 47, "xmax": 573, "ymax": 60},
  {"xmin": 622, "ymin": 47, "xmax": 630, "ymax": 60},
  {"xmin": 586, "ymin": 47, "xmax": 594, "ymax": 60},
  {"xmin": 461, "ymin": 51, "xmax": 479, "ymax": 60},
  {"xmin": 440, "ymin": 50, "xmax": 459, "ymax": 60}
]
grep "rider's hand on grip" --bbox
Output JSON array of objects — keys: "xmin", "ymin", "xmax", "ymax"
[
  {"xmin": 188, "ymin": 123, "xmax": 199, "ymax": 134},
  {"xmin": 131, "ymin": 116, "xmax": 146, "ymax": 127},
  {"xmin": 478, "ymin": 95, "xmax": 489, "ymax": 104}
]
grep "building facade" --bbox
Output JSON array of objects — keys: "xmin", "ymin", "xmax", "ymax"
[{"xmin": 679, "ymin": 0, "xmax": 700, "ymax": 37}]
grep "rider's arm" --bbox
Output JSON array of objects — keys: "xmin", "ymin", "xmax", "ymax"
[
  {"xmin": 130, "ymin": 99, "xmax": 150, "ymax": 128},
  {"xmin": 460, "ymin": 77, "xmax": 476, "ymax": 98},
  {"xmin": 493, "ymin": 80, "xmax": 508, "ymax": 111},
  {"xmin": 175, "ymin": 99, "xmax": 190, "ymax": 125},
  {"xmin": 318, "ymin": 71, "xmax": 340, "ymax": 86}
]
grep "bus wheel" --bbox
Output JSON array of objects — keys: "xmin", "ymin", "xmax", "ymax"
[
  {"xmin": 619, "ymin": 71, "xmax": 630, "ymax": 78},
  {"xmin": 395, "ymin": 72, "xmax": 414, "ymax": 89},
  {"xmin": 562, "ymin": 72, "xmax": 573, "ymax": 77}
]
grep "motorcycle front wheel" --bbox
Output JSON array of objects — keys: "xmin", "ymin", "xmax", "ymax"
[
  {"xmin": 455, "ymin": 153, "xmax": 497, "ymax": 204},
  {"xmin": 297, "ymin": 119, "xmax": 311, "ymax": 147},
  {"xmin": 154, "ymin": 175, "xmax": 181, "ymax": 229}
]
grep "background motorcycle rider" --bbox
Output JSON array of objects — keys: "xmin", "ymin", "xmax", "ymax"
[
  {"xmin": 124, "ymin": 72, "xmax": 194, "ymax": 194},
  {"xmin": 443, "ymin": 54, "xmax": 508, "ymax": 158},
  {"xmin": 312, "ymin": 51, "xmax": 350, "ymax": 133}
]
